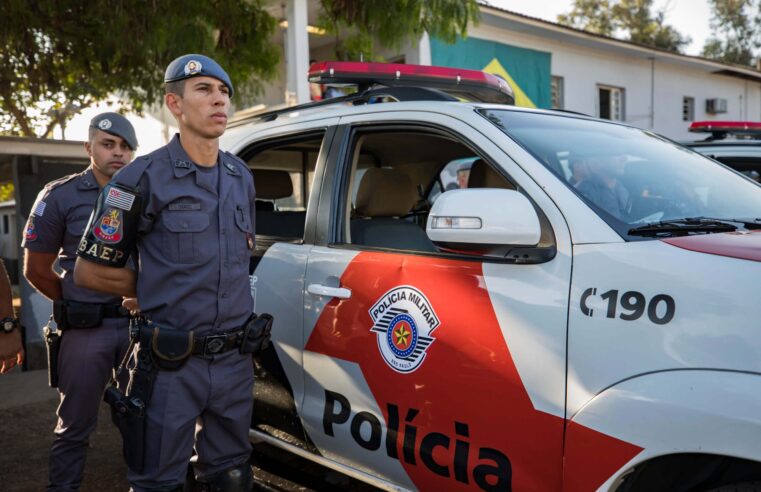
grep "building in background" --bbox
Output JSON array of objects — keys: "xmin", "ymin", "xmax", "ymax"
[{"xmin": 256, "ymin": 1, "xmax": 761, "ymax": 142}]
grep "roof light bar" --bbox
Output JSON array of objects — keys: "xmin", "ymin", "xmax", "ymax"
[
  {"xmin": 689, "ymin": 121, "xmax": 761, "ymax": 134},
  {"xmin": 308, "ymin": 61, "xmax": 515, "ymax": 104}
]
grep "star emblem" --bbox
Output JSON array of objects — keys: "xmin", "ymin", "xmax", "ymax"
[{"xmin": 394, "ymin": 324, "xmax": 410, "ymax": 347}]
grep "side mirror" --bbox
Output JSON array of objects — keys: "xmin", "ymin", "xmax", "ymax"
[{"xmin": 426, "ymin": 189, "xmax": 542, "ymax": 258}]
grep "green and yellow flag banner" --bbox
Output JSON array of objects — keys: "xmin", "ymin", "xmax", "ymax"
[{"xmin": 430, "ymin": 37, "xmax": 551, "ymax": 109}]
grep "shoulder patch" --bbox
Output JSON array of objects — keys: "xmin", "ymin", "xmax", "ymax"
[
  {"xmin": 32, "ymin": 201, "xmax": 46, "ymax": 217},
  {"xmin": 24, "ymin": 217, "xmax": 37, "ymax": 242}
]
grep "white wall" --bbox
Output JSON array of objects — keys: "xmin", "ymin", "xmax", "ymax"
[{"xmin": 468, "ymin": 23, "xmax": 761, "ymax": 141}]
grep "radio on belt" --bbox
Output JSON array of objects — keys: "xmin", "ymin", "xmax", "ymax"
[{"xmin": 308, "ymin": 61, "xmax": 515, "ymax": 104}]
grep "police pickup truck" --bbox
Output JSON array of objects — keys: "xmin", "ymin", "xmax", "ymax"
[{"xmin": 221, "ymin": 62, "xmax": 761, "ymax": 492}]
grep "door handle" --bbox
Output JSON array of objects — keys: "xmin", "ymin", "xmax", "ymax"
[{"xmin": 307, "ymin": 283, "xmax": 352, "ymax": 299}]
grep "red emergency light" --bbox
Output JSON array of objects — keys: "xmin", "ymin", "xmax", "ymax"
[
  {"xmin": 308, "ymin": 61, "xmax": 515, "ymax": 104},
  {"xmin": 689, "ymin": 121, "xmax": 761, "ymax": 134}
]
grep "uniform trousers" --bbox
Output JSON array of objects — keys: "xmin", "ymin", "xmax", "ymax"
[
  {"xmin": 48, "ymin": 317, "xmax": 130, "ymax": 491},
  {"xmin": 127, "ymin": 349, "xmax": 254, "ymax": 491}
]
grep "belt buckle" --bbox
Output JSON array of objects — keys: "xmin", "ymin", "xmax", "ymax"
[{"xmin": 204, "ymin": 335, "xmax": 227, "ymax": 356}]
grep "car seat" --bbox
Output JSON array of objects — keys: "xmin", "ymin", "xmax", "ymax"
[{"xmin": 350, "ymin": 167, "xmax": 436, "ymax": 251}]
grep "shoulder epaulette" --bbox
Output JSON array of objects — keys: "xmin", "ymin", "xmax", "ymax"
[
  {"xmin": 43, "ymin": 172, "xmax": 81, "ymax": 191},
  {"xmin": 224, "ymin": 151, "xmax": 253, "ymax": 176},
  {"xmin": 114, "ymin": 154, "xmax": 155, "ymax": 189}
]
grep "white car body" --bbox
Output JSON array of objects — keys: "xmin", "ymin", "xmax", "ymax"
[{"xmin": 221, "ymin": 101, "xmax": 761, "ymax": 492}]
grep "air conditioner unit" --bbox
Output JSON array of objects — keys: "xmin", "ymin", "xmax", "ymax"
[{"xmin": 706, "ymin": 98, "xmax": 728, "ymax": 114}]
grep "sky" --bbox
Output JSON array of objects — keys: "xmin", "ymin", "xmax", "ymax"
[
  {"xmin": 488, "ymin": 0, "xmax": 713, "ymax": 56},
  {"xmin": 55, "ymin": 0, "xmax": 715, "ymax": 153}
]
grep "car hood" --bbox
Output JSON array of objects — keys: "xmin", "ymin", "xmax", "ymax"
[{"xmin": 662, "ymin": 230, "xmax": 761, "ymax": 262}]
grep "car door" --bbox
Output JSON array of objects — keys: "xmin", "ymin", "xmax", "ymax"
[
  {"xmin": 300, "ymin": 109, "xmax": 573, "ymax": 491},
  {"xmin": 226, "ymin": 118, "xmax": 338, "ymax": 451}
]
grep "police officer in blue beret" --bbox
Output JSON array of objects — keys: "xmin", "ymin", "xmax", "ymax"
[
  {"xmin": 22, "ymin": 111, "xmax": 137, "ymax": 491},
  {"xmin": 74, "ymin": 54, "xmax": 267, "ymax": 491}
]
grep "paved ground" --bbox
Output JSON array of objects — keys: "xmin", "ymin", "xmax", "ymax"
[
  {"xmin": 0, "ymin": 369, "xmax": 379, "ymax": 492},
  {"xmin": 0, "ymin": 369, "xmax": 129, "ymax": 491}
]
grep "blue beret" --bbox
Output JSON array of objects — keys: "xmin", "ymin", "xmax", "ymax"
[
  {"xmin": 89, "ymin": 112, "xmax": 138, "ymax": 150},
  {"xmin": 164, "ymin": 54, "xmax": 234, "ymax": 97}
]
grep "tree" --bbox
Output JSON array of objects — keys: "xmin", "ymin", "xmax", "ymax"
[
  {"xmin": 702, "ymin": 0, "xmax": 760, "ymax": 66},
  {"xmin": 0, "ymin": 0, "xmax": 279, "ymax": 138},
  {"xmin": 317, "ymin": 0, "xmax": 480, "ymax": 61},
  {"xmin": 557, "ymin": 0, "xmax": 690, "ymax": 53}
]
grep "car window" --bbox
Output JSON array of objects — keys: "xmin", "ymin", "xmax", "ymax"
[
  {"xmin": 243, "ymin": 133, "xmax": 325, "ymax": 239},
  {"xmin": 483, "ymin": 109, "xmax": 761, "ymax": 237},
  {"xmin": 338, "ymin": 129, "xmax": 511, "ymax": 253}
]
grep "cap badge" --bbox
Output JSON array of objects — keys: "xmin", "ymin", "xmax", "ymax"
[
  {"xmin": 98, "ymin": 119, "xmax": 112, "ymax": 130},
  {"xmin": 184, "ymin": 60, "xmax": 202, "ymax": 76}
]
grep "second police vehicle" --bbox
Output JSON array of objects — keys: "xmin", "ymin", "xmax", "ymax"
[{"xmin": 220, "ymin": 62, "xmax": 761, "ymax": 492}]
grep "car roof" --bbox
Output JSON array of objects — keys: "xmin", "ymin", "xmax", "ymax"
[{"xmin": 222, "ymin": 100, "xmax": 632, "ymax": 149}]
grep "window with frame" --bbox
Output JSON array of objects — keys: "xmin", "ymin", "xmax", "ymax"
[
  {"xmin": 243, "ymin": 133, "xmax": 325, "ymax": 240},
  {"xmin": 551, "ymin": 76, "xmax": 565, "ymax": 110},
  {"xmin": 339, "ymin": 129, "xmax": 515, "ymax": 254},
  {"xmin": 683, "ymin": 96, "xmax": 695, "ymax": 121},
  {"xmin": 598, "ymin": 85, "xmax": 625, "ymax": 121}
]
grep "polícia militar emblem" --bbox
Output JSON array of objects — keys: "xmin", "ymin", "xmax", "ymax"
[
  {"xmin": 369, "ymin": 286, "xmax": 439, "ymax": 373},
  {"xmin": 93, "ymin": 208, "xmax": 123, "ymax": 244},
  {"xmin": 184, "ymin": 60, "xmax": 202, "ymax": 75},
  {"xmin": 98, "ymin": 119, "xmax": 112, "ymax": 130}
]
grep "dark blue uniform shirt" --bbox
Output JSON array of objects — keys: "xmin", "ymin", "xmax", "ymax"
[
  {"xmin": 22, "ymin": 169, "xmax": 123, "ymax": 304},
  {"xmin": 112, "ymin": 134, "xmax": 255, "ymax": 335}
]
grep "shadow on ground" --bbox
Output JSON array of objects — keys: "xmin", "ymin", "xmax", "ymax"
[{"xmin": 0, "ymin": 398, "xmax": 128, "ymax": 492}]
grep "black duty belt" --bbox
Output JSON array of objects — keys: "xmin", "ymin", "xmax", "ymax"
[
  {"xmin": 192, "ymin": 330, "xmax": 244, "ymax": 357},
  {"xmin": 54, "ymin": 299, "xmax": 130, "ymax": 330}
]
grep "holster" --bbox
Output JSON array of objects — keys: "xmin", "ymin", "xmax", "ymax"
[
  {"xmin": 104, "ymin": 322, "xmax": 157, "ymax": 473},
  {"xmin": 150, "ymin": 325, "xmax": 194, "ymax": 371},
  {"xmin": 239, "ymin": 313, "xmax": 273, "ymax": 354},
  {"xmin": 44, "ymin": 325, "xmax": 61, "ymax": 388}
]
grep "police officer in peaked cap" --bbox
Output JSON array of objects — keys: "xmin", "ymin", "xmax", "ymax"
[
  {"xmin": 74, "ymin": 54, "xmax": 267, "ymax": 491},
  {"xmin": 22, "ymin": 111, "xmax": 137, "ymax": 490}
]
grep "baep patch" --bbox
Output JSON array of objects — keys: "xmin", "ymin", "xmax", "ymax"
[{"xmin": 93, "ymin": 208, "xmax": 123, "ymax": 244}]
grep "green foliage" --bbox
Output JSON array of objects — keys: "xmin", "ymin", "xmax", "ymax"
[
  {"xmin": 557, "ymin": 0, "xmax": 616, "ymax": 36},
  {"xmin": 317, "ymin": 0, "xmax": 480, "ymax": 60},
  {"xmin": 0, "ymin": 0, "xmax": 481, "ymax": 136},
  {"xmin": 701, "ymin": 0, "xmax": 760, "ymax": 66},
  {"xmin": 0, "ymin": 0, "xmax": 279, "ymax": 138},
  {"xmin": 557, "ymin": 0, "xmax": 690, "ymax": 53},
  {"xmin": 0, "ymin": 183, "xmax": 14, "ymax": 203}
]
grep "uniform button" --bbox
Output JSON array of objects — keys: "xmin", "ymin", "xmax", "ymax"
[
  {"xmin": 221, "ymin": 229, "xmax": 226, "ymax": 235},
  {"xmin": 182, "ymin": 222, "xmax": 188, "ymax": 229},
  {"xmin": 221, "ymin": 292, "xmax": 228, "ymax": 298}
]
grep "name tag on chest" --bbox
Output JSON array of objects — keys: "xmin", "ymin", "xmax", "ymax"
[{"xmin": 168, "ymin": 202, "xmax": 202, "ymax": 211}]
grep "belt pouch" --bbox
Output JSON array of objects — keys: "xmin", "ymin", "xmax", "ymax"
[
  {"xmin": 44, "ymin": 326, "xmax": 61, "ymax": 388},
  {"xmin": 65, "ymin": 302, "xmax": 103, "ymax": 329},
  {"xmin": 150, "ymin": 326, "xmax": 194, "ymax": 370},
  {"xmin": 240, "ymin": 313, "xmax": 274, "ymax": 354}
]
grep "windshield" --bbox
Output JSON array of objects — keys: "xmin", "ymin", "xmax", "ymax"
[{"xmin": 482, "ymin": 109, "xmax": 761, "ymax": 238}]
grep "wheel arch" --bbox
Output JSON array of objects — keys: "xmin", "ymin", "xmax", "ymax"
[{"xmin": 563, "ymin": 369, "xmax": 761, "ymax": 491}]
